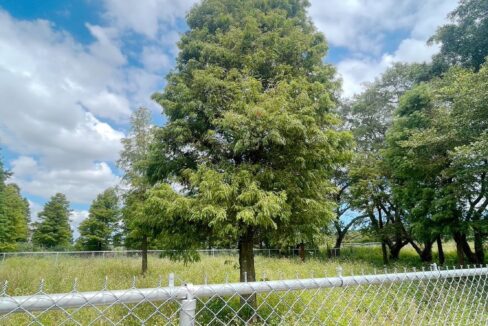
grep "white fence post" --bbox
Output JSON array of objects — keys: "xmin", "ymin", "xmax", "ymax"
[{"xmin": 180, "ymin": 283, "xmax": 196, "ymax": 326}]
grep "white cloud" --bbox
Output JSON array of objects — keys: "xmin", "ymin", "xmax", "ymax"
[
  {"xmin": 141, "ymin": 46, "xmax": 172, "ymax": 72},
  {"xmin": 392, "ymin": 38, "xmax": 440, "ymax": 64},
  {"xmin": 102, "ymin": 0, "xmax": 197, "ymax": 39},
  {"xmin": 11, "ymin": 156, "xmax": 119, "ymax": 204},
  {"xmin": 337, "ymin": 39, "xmax": 441, "ymax": 97},
  {"xmin": 27, "ymin": 199, "xmax": 43, "ymax": 223},
  {"xmin": 0, "ymin": 10, "xmax": 129, "ymax": 206},
  {"xmin": 86, "ymin": 24, "xmax": 126, "ymax": 65},
  {"xmin": 81, "ymin": 91, "xmax": 131, "ymax": 121},
  {"xmin": 309, "ymin": 0, "xmax": 418, "ymax": 53},
  {"xmin": 311, "ymin": 0, "xmax": 459, "ymax": 97},
  {"xmin": 70, "ymin": 210, "xmax": 89, "ymax": 238},
  {"xmin": 337, "ymin": 57, "xmax": 392, "ymax": 97},
  {"xmin": 309, "ymin": 0, "xmax": 456, "ymax": 53}
]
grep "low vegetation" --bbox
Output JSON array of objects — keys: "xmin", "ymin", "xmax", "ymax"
[{"xmin": 0, "ymin": 245, "xmax": 482, "ymax": 325}]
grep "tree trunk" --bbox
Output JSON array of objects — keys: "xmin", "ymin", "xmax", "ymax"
[
  {"xmin": 473, "ymin": 229, "xmax": 485, "ymax": 265},
  {"xmin": 436, "ymin": 236, "xmax": 445, "ymax": 266},
  {"xmin": 141, "ymin": 234, "xmax": 148, "ymax": 275},
  {"xmin": 454, "ymin": 231, "xmax": 478, "ymax": 264},
  {"xmin": 381, "ymin": 240, "xmax": 389, "ymax": 265},
  {"xmin": 298, "ymin": 243, "xmax": 305, "ymax": 262},
  {"xmin": 454, "ymin": 232, "xmax": 465, "ymax": 266},
  {"xmin": 333, "ymin": 233, "xmax": 344, "ymax": 257},
  {"xmin": 389, "ymin": 243, "xmax": 402, "ymax": 260},
  {"xmin": 238, "ymin": 228, "xmax": 256, "ymax": 322},
  {"xmin": 419, "ymin": 241, "xmax": 433, "ymax": 263}
]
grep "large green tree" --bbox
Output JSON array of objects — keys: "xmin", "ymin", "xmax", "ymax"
[
  {"xmin": 32, "ymin": 193, "xmax": 73, "ymax": 249},
  {"xmin": 146, "ymin": 0, "xmax": 351, "ymax": 289},
  {"xmin": 429, "ymin": 0, "xmax": 488, "ymax": 72},
  {"xmin": 77, "ymin": 188, "xmax": 121, "ymax": 251}
]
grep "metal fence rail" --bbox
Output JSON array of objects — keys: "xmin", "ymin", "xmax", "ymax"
[
  {"xmin": 1, "ymin": 265, "xmax": 487, "ymax": 325},
  {"xmin": 0, "ymin": 244, "xmax": 380, "ymax": 261}
]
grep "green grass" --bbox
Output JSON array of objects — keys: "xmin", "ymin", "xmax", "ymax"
[{"xmin": 0, "ymin": 247, "xmax": 485, "ymax": 325}]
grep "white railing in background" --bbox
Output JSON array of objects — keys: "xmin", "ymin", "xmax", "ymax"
[{"xmin": 0, "ymin": 243, "xmax": 382, "ymax": 261}]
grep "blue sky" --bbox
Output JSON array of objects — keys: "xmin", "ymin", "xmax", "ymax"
[{"xmin": 0, "ymin": 0, "xmax": 458, "ymax": 235}]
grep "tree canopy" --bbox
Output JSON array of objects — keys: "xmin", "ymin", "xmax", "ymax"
[
  {"xmin": 77, "ymin": 188, "xmax": 121, "ymax": 251},
  {"xmin": 429, "ymin": 0, "xmax": 488, "ymax": 71},
  {"xmin": 0, "ymin": 152, "xmax": 29, "ymax": 251},
  {"xmin": 32, "ymin": 193, "xmax": 72, "ymax": 249}
]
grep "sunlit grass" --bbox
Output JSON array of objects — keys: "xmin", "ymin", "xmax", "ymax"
[
  {"xmin": 0, "ymin": 245, "xmax": 460, "ymax": 294},
  {"xmin": 0, "ymin": 245, "xmax": 483, "ymax": 325}
]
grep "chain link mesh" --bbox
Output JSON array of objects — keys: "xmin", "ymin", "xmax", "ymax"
[{"xmin": 0, "ymin": 266, "xmax": 486, "ymax": 325}]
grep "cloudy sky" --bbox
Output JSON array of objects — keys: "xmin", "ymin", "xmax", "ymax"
[{"xmin": 0, "ymin": 0, "xmax": 458, "ymax": 235}]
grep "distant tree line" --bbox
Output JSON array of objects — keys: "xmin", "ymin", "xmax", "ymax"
[{"xmin": 0, "ymin": 151, "xmax": 122, "ymax": 252}]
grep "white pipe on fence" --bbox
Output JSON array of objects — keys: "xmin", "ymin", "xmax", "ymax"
[{"xmin": 0, "ymin": 266, "xmax": 486, "ymax": 314}]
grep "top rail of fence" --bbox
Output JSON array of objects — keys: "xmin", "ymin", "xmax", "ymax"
[{"xmin": 0, "ymin": 265, "xmax": 486, "ymax": 314}]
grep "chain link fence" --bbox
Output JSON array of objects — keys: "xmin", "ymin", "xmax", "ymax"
[
  {"xmin": 0, "ymin": 265, "xmax": 486, "ymax": 325},
  {"xmin": 0, "ymin": 244, "xmax": 381, "ymax": 260}
]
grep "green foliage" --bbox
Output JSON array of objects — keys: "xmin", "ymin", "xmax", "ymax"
[
  {"xmin": 429, "ymin": 0, "xmax": 488, "ymax": 71},
  {"xmin": 117, "ymin": 107, "xmax": 155, "ymax": 251},
  {"xmin": 384, "ymin": 62, "xmax": 488, "ymax": 252},
  {"xmin": 32, "ymin": 193, "xmax": 73, "ymax": 249},
  {"xmin": 341, "ymin": 64, "xmax": 434, "ymax": 257},
  {"xmin": 0, "ymin": 153, "xmax": 29, "ymax": 251},
  {"xmin": 146, "ymin": 0, "xmax": 351, "ymax": 257},
  {"xmin": 77, "ymin": 188, "xmax": 121, "ymax": 251}
]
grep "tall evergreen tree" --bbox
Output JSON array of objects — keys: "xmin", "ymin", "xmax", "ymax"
[
  {"xmin": 117, "ymin": 107, "xmax": 154, "ymax": 273},
  {"xmin": 3, "ymin": 184, "xmax": 29, "ymax": 243},
  {"xmin": 146, "ymin": 0, "xmax": 351, "ymax": 292},
  {"xmin": 77, "ymin": 188, "xmax": 120, "ymax": 251},
  {"xmin": 0, "ymin": 151, "xmax": 29, "ymax": 251},
  {"xmin": 0, "ymin": 153, "xmax": 14, "ymax": 250},
  {"xmin": 32, "ymin": 193, "xmax": 72, "ymax": 249}
]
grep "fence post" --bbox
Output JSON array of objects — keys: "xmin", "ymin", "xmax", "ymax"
[{"xmin": 180, "ymin": 284, "xmax": 196, "ymax": 326}]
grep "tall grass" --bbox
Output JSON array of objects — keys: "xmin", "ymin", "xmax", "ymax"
[{"xmin": 0, "ymin": 245, "xmax": 483, "ymax": 325}]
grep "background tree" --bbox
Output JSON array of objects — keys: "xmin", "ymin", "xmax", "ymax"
[
  {"xmin": 77, "ymin": 188, "xmax": 121, "ymax": 251},
  {"xmin": 146, "ymin": 0, "xmax": 351, "ymax": 297},
  {"xmin": 32, "ymin": 193, "xmax": 72, "ymax": 249},
  {"xmin": 0, "ymin": 153, "xmax": 29, "ymax": 251},
  {"xmin": 385, "ymin": 63, "xmax": 488, "ymax": 265},
  {"xmin": 329, "ymin": 168, "xmax": 367, "ymax": 255},
  {"xmin": 3, "ymin": 184, "xmax": 29, "ymax": 242},
  {"xmin": 343, "ymin": 63, "xmax": 432, "ymax": 263},
  {"xmin": 0, "ymin": 154, "xmax": 14, "ymax": 250},
  {"xmin": 117, "ymin": 107, "xmax": 154, "ymax": 273},
  {"xmin": 429, "ymin": 0, "xmax": 488, "ymax": 72}
]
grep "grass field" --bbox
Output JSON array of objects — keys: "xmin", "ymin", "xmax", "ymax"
[
  {"xmin": 0, "ymin": 245, "xmax": 485, "ymax": 325},
  {"xmin": 0, "ymin": 245, "xmax": 462, "ymax": 294}
]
